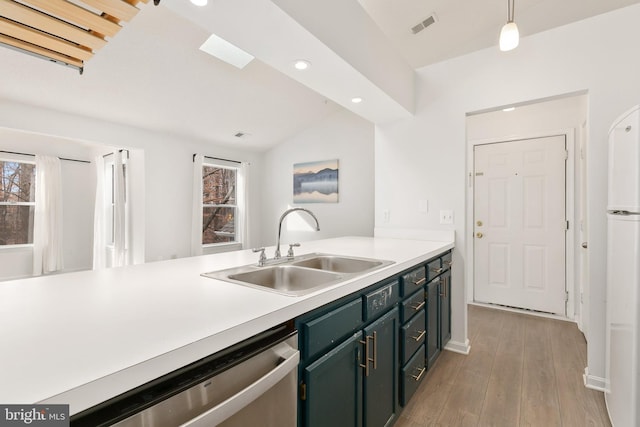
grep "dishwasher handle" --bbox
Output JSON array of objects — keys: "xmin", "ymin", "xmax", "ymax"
[{"xmin": 180, "ymin": 347, "xmax": 300, "ymax": 427}]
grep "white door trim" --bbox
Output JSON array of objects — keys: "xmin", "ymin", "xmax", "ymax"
[{"xmin": 466, "ymin": 128, "xmax": 576, "ymax": 319}]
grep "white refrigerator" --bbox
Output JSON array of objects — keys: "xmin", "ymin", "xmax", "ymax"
[{"xmin": 606, "ymin": 104, "xmax": 640, "ymax": 427}]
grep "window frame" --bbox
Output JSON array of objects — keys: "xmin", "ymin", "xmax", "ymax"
[
  {"xmin": 102, "ymin": 152, "xmax": 128, "ymax": 249},
  {"xmin": 0, "ymin": 157, "xmax": 36, "ymax": 248},
  {"xmin": 201, "ymin": 160, "xmax": 240, "ymax": 248}
]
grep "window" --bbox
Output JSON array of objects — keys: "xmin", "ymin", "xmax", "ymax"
[
  {"xmin": 0, "ymin": 160, "xmax": 36, "ymax": 246},
  {"xmin": 202, "ymin": 163, "xmax": 238, "ymax": 245},
  {"xmin": 103, "ymin": 156, "xmax": 127, "ymax": 246}
]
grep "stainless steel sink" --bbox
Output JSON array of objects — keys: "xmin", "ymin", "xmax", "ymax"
[
  {"xmin": 290, "ymin": 254, "xmax": 390, "ymax": 274},
  {"xmin": 201, "ymin": 253, "xmax": 394, "ymax": 297},
  {"xmin": 228, "ymin": 265, "xmax": 343, "ymax": 295}
]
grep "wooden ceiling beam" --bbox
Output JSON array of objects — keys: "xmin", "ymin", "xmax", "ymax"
[
  {"xmin": 79, "ymin": 0, "xmax": 139, "ymax": 22},
  {"xmin": 0, "ymin": 33, "xmax": 83, "ymax": 67},
  {"xmin": 20, "ymin": 0, "xmax": 122, "ymax": 37},
  {"xmin": 0, "ymin": 1, "xmax": 107, "ymax": 51},
  {"xmin": 0, "ymin": 16, "xmax": 93, "ymax": 60}
]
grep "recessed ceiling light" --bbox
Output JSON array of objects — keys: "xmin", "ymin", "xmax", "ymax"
[
  {"xmin": 199, "ymin": 34, "xmax": 254, "ymax": 69},
  {"xmin": 351, "ymin": 97, "xmax": 363, "ymax": 104},
  {"xmin": 190, "ymin": 0, "xmax": 207, "ymax": 6},
  {"xmin": 502, "ymin": 107, "xmax": 515, "ymax": 112},
  {"xmin": 294, "ymin": 60, "xmax": 311, "ymax": 70}
]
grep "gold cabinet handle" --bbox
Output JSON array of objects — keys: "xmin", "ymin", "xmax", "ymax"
[
  {"xmin": 413, "ymin": 277, "xmax": 426, "ymax": 286},
  {"xmin": 410, "ymin": 301, "xmax": 425, "ymax": 311},
  {"xmin": 371, "ymin": 331, "xmax": 377, "ymax": 370},
  {"xmin": 411, "ymin": 330, "xmax": 426, "ymax": 342},
  {"xmin": 445, "ymin": 260, "xmax": 453, "ymax": 267},
  {"xmin": 411, "ymin": 366, "xmax": 426, "ymax": 381},
  {"xmin": 359, "ymin": 336, "xmax": 370, "ymax": 377},
  {"xmin": 476, "ymin": 232, "xmax": 483, "ymax": 238},
  {"xmin": 431, "ymin": 267, "xmax": 444, "ymax": 274},
  {"xmin": 440, "ymin": 277, "xmax": 448, "ymax": 298}
]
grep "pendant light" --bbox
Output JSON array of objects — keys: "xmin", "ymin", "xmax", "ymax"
[{"xmin": 499, "ymin": 0, "xmax": 519, "ymax": 51}]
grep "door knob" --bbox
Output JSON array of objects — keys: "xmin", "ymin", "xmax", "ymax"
[
  {"xmin": 581, "ymin": 242, "xmax": 588, "ymax": 249},
  {"xmin": 476, "ymin": 232, "xmax": 483, "ymax": 238}
]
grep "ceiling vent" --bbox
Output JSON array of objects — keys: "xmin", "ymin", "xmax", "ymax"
[{"xmin": 411, "ymin": 14, "xmax": 437, "ymax": 35}]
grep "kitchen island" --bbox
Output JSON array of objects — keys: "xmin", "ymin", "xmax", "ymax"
[{"xmin": 0, "ymin": 236, "xmax": 453, "ymax": 415}]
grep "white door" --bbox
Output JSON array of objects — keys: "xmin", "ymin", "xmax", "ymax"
[{"xmin": 474, "ymin": 135, "xmax": 567, "ymax": 315}]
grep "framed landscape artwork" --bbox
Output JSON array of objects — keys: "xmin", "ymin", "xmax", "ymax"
[{"xmin": 293, "ymin": 159, "xmax": 339, "ymax": 203}]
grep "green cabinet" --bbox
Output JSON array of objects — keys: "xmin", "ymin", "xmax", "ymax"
[
  {"xmin": 297, "ymin": 249, "xmax": 453, "ymax": 425},
  {"xmin": 363, "ymin": 308, "xmax": 399, "ymax": 427},
  {"xmin": 426, "ymin": 277, "xmax": 440, "ymax": 368},
  {"xmin": 298, "ymin": 281, "xmax": 399, "ymax": 427},
  {"xmin": 439, "ymin": 269, "xmax": 451, "ymax": 349},
  {"xmin": 303, "ymin": 332, "xmax": 364, "ymax": 427}
]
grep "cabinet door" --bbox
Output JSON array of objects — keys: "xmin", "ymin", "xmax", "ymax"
[
  {"xmin": 426, "ymin": 278, "xmax": 440, "ymax": 368},
  {"xmin": 439, "ymin": 270, "xmax": 451, "ymax": 349},
  {"xmin": 303, "ymin": 332, "xmax": 363, "ymax": 427},
  {"xmin": 363, "ymin": 307, "xmax": 398, "ymax": 427}
]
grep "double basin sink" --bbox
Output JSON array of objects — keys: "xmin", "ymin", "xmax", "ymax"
[{"xmin": 202, "ymin": 253, "xmax": 394, "ymax": 296}]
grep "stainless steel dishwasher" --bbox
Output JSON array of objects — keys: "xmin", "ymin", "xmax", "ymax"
[{"xmin": 71, "ymin": 322, "xmax": 299, "ymax": 427}]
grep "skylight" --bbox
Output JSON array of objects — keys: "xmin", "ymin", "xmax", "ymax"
[{"xmin": 199, "ymin": 34, "xmax": 254, "ymax": 69}]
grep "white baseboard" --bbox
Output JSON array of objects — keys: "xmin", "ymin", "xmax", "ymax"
[
  {"xmin": 583, "ymin": 367, "xmax": 607, "ymax": 391},
  {"xmin": 444, "ymin": 338, "xmax": 471, "ymax": 355}
]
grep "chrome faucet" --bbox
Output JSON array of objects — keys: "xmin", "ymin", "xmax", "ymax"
[{"xmin": 274, "ymin": 208, "xmax": 320, "ymax": 259}]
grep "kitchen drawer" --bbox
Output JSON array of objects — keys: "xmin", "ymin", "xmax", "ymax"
[
  {"xmin": 401, "ymin": 266, "xmax": 426, "ymax": 296},
  {"xmin": 441, "ymin": 251, "xmax": 453, "ymax": 271},
  {"xmin": 400, "ymin": 345, "xmax": 426, "ymax": 406},
  {"xmin": 427, "ymin": 258, "xmax": 444, "ymax": 281},
  {"xmin": 401, "ymin": 309, "xmax": 426, "ymax": 365},
  {"xmin": 400, "ymin": 289, "xmax": 425, "ymax": 323},
  {"xmin": 301, "ymin": 297, "xmax": 363, "ymax": 361},
  {"xmin": 363, "ymin": 280, "xmax": 399, "ymax": 322}
]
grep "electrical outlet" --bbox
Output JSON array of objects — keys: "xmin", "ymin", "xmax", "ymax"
[{"xmin": 440, "ymin": 210, "xmax": 454, "ymax": 224}]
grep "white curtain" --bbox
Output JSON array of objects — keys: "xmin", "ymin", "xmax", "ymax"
[
  {"xmin": 190, "ymin": 154, "xmax": 204, "ymax": 256},
  {"xmin": 237, "ymin": 162, "xmax": 250, "ymax": 249},
  {"xmin": 112, "ymin": 151, "xmax": 130, "ymax": 267},
  {"xmin": 33, "ymin": 155, "xmax": 64, "ymax": 276},
  {"xmin": 92, "ymin": 155, "xmax": 107, "ymax": 269}
]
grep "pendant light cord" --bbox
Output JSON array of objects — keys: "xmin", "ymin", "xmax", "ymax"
[{"xmin": 508, "ymin": 0, "xmax": 515, "ymax": 23}]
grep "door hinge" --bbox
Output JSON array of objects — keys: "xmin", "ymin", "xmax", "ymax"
[
  {"xmin": 565, "ymin": 291, "xmax": 569, "ymax": 302},
  {"xmin": 300, "ymin": 382, "xmax": 306, "ymax": 401},
  {"xmin": 566, "ymin": 220, "xmax": 569, "ymax": 230},
  {"xmin": 565, "ymin": 150, "xmax": 569, "ymax": 160}
]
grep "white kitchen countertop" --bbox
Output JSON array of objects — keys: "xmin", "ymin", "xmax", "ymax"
[{"xmin": 0, "ymin": 236, "xmax": 453, "ymax": 415}]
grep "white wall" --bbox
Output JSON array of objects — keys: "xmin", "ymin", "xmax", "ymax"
[
  {"xmin": 261, "ymin": 109, "xmax": 375, "ymax": 250},
  {"xmin": 0, "ymin": 129, "xmax": 98, "ymax": 280},
  {"xmin": 0, "ymin": 100, "xmax": 264, "ymax": 265},
  {"xmin": 375, "ymin": 3, "xmax": 640, "ymax": 386}
]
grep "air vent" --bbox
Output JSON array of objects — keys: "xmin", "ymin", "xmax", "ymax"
[{"xmin": 411, "ymin": 14, "xmax": 437, "ymax": 35}]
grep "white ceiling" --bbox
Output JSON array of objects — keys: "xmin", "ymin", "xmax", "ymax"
[
  {"xmin": 1, "ymin": 0, "xmax": 638, "ymax": 151},
  {"xmin": 358, "ymin": 0, "xmax": 640, "ymax": 68}
]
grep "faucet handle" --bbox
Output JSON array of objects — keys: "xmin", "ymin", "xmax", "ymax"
[
  {"xmin": 252, "ymin": 247, "xmax": 267, "ymax": 266},
  {"xmin": 287, "ymin": 243, "xmax": 301, "ymax": 258}
]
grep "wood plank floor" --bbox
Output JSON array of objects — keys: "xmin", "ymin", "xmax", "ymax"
[{"xmin": 395, "ymin": 305, "xmax": 611, "ymax": 427}]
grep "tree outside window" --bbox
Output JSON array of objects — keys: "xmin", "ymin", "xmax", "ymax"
[
  {"xmin": 202, "ymin": 164, "xmax": 237, "ymax": 245},
  {"xmin": 0, "ymin": 160, "xmax": 36, "ymax": 246}
]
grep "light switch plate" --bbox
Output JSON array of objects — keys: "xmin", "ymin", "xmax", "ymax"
[
  {"xmin": 418, "ymin": 199, "xmax": 429, "ymax": 214},
  {"xmin": 440, "ymin": 210, "xmax": 454, "ymax": 224}
]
